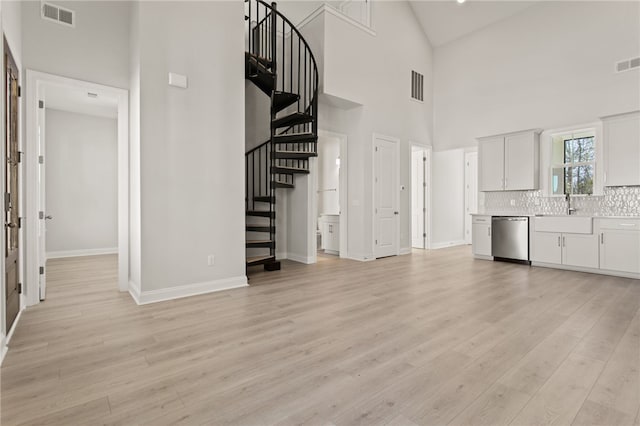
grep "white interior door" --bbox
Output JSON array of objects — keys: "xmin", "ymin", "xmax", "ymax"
[
  {"xmin": 412, "ymin": 148, "xmax": 425, "ymax": 249},
  {"xmin": 374, "ymin": 135, "xmax": 399, "ymax": 258},
  {"xmin": 464, "ymin": 152, "xmax": 478, "ymax": 244},
  {"xmin": 37, "ymin": 98, "xmax": 46, "ymax": 300}
]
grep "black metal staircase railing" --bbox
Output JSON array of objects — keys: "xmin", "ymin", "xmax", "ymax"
[{"xmin": 244, "ymin": 0, "xmax": 319, "ymax": 270}]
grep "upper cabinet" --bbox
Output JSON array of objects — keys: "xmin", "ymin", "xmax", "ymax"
[
  {"xmin": 602, "ymin": 111, "xmax": 640, "ymax": 187},
  {"xmin": 478, "ymin": 130, "xmax": 540, "ymax": 192}
]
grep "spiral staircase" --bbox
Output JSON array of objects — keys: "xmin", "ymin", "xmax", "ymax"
[{"xmin": 244, "ymin": 0, "xmax": 319, "ymax": 271}]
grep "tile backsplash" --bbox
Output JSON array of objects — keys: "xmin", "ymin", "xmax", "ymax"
[{"xmin": 481, "ymin": 186, "xmax": 640, "ymax": 216}]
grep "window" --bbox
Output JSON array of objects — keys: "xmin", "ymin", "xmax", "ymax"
[{"xmin": 551, "ymin": 130, "xmax": 596, "ymax": 195}]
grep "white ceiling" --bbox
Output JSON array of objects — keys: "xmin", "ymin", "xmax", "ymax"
[
  {"xmin": 409, "ymin": 1, "xmax": 538, "ymax": 47},
  {"xmin": 43, "ymin": 83, "xmax": 118, "ymax": 119}
]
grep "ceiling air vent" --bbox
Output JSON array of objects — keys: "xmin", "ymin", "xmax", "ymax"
[
  {"xmin": 41, "ymin": 2, "xmax": 75, "ymax": 28},
  {"xmin": 616, "ymin": 57, "xmax": 640, "ymax": 73},
  {"xmin": 411, "ymin": 70, "xmax": 424, "ymax": 102}
]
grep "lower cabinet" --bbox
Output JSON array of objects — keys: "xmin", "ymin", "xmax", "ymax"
[
  {"xmin": 472, "ymin": 216, "xmax": 492, "ymax": 257},
  {"xmin": 599, "ymin": 220, "xmax": 640, "ymax": 274},
  {"xmin": 321, "ymin": 216, "xmax": 340, "ymax": 255},
  {"xmin": 531, "ymin": 231, "xmax": 598, "ymax": 269}
]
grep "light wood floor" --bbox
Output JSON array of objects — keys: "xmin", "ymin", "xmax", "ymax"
[{"xmin": 1, "ymin": 248, "xmax": 639, "ymax": 425}]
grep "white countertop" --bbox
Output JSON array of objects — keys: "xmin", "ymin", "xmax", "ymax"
[{"xmin": 471, "ymin": 213, "xmax": 640, "ymax": 219}]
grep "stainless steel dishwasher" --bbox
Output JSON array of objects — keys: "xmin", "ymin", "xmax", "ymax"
[{"xmin": 491, "ymin": 216, "xmax": 530, "ymax": 262}]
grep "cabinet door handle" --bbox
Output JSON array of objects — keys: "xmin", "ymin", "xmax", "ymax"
[
  {"xmin": 488, "ymin": 227, "xmax": 491, "ymax": 237},
  {"xmin": 562, "ymin": 236, "xmax": 565, "ymax": 247},
  {"xmin": 601, "ymin": 233, "xmax": 604, "ymax": 244},
  {"xmin": 557, "ymin": 236, "xmax": 561, "ymax": 247}
]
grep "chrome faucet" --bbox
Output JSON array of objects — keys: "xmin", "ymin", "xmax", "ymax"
[{"xmin": 565, "ymin": 193, "xmax": 577, "ymax": 215}]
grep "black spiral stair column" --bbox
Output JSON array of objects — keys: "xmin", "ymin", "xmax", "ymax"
[{"xmin": 244, "ymin": 0, "xmax": 319, "ymax": 272}]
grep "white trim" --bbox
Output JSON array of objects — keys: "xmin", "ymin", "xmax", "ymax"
[
  {"xmin": 296, "ymin": 4, "xmax": 376, "ymax": 37},
  {"xmin": 131, "ymin": 276, "xmax": 248, "ymax": 306},
  {"xmin": 287, "ymin": 253, "xmax": 316, "ymax": 265},
  {"xmin": 532, "ymin": 262, "xmax": 640, "ymax": 280},
  {"xmin": 46, "ymin": 247, "xmax": 118, "ymax": 259},
  {"xmin": 345, "ymin": 252, "xmax": 375, "ymax": 262},
  {"xmin": 372, "ymin": 133, "xmax": 401, "ymax": 259},
  {"xmin": 410, "ymin": 142, "xmax": 432, "ymax": 250},
  {"xmin": 431, "ymin": 240, "xmax": 467, "ymax": 250},
  {"xmin": 26, "ymin": 70, "xmax": 129, "ymax": 307},
  {"xmin": 1, "ymin": 337, "xmax": 7, "ymax": 366},
  {"xmin": 128, "ymin": 280, "xmax": 141, "ymax": 305},
  {"xmin": 474, "ymin": 254, "xmax": 494, "ymax": 261},
  {"xmin": 400, "ymin": 247, "xmax": 412, "ymax": 255}
]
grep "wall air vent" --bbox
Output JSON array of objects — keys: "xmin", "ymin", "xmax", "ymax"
[
  {"xmin": 41, "ymin": 2, "xmax": 75, "ymax": 28},
  {"xmin": 411, "ymin": 70, "xmax": 424, "ymax": 102},
  {"xmin": 616, "ymin": 57, "xmax": 640, "ymax": 73}
]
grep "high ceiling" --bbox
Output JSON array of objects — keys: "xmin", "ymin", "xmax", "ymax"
[{"xmin": 409, "ymin": 1, "xmax": 538, "ymax": 47}]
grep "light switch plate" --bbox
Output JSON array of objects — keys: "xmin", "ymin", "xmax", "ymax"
[{"xmin": 169, "ymin": 72, "xmax": 188, "ymax": 89}]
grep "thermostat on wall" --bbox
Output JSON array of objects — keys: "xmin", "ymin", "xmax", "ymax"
[{"xmin": 168, "ymin": 72, "xmax": 188, "ymax": 89}]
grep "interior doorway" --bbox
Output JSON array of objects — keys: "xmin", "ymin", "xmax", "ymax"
[
  {"xmin": 464, "ymin": 151, "xmax": 478, "ymax": 244},
  {"xmin": 373, "ymin": 133, "xmax": 400, "ymax": 258},
  {"xmin": 411, "ymin": 144, "xmax": 430, "ymax": 249},
  {"xmin": 25, "ymin": 71, "xmax": 129, "ymax": 306},
  {"xmin": 315, "ymin": 130, "xmax": 347, "ymax": 260},
  {"xmin": 4, "ymin": 38, "xmax": 20, "ymax": 335}
]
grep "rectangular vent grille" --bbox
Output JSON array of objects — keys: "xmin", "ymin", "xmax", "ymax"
[
  {"xmin": 41, "ymin": 2, "xmax": 75, "ymax": 27},
  {"xmin": 411, "ymin": 70, "xmax": 424, "ymax": 102},
  {"xmin": 616, "ymin": 57, "xmax": 640, "ymax": 73}
]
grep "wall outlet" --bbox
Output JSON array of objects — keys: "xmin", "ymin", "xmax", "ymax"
[
  {"xmin": 510, "ymin": 199, "xmax": 516, "ymax": 207},
  {"xmin": 207, "ymin": 255, "xmax": 215, "ymax": 266}
]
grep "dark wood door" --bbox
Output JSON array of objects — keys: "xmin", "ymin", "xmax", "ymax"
[{"xmin": 5, "ymin": 38, "xmax": 20, "ymax": 332}]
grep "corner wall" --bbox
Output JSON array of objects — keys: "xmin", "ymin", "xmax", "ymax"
[{"xmin": 133, "ymin": 1, "xmax": 247, "ymax": 298}]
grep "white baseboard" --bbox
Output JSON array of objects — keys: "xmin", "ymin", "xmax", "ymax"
[
  {"xmin": 130, "ymin": 275, "xmax": 248, "ymax": 305},
  {"xmin": 287, "ymin": 253, "xmax": 315, "ymax": 264},
  {"xmin": 128, "ymin": 280, "xmax": 142, "ymax": 305},
  {"xmin": 47, "ymin": 247, "xmax": 118, "ymax": 259},
  {"xmin": 1, "ymin": 335, "xmax": 7, "ymax": 366},
  {"xmin": 431, "ymin": 240, "xmax": 467, "ymax": 250},
  {"xmin": 276, "ymin": 251, "xmax": 287, "ymax": 260},
  {"xmin": 400, "ymin": 247, "xmax": 412, "ymax": 255},
  {"xmin": 344, "ymin": 252, "xmax": 375, "ymax": 262}
]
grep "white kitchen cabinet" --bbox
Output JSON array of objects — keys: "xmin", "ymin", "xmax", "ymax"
[
  {"xmin": 599, "ymin": 219, "xmax": 640, "ymax": 274},
  {"xmin": 479, "ymin": 137, "xmax": 505, "ymax": 192},
  {"xmin": 472, "ymin": 215, "xmax": 492, "ymax": 257},
  {"xmin": 602, "ymin": 111, "xmax": 640, "ymax": 187},
  {"xmin": 531, "ymin": 231, "xmax": 562, "ymax": 265},
  {"xmin": 563, "ymin": 233, "xmax": 599, "ymax": 269},
  {"xmin": 321, "ymin": 215, "xmax": 340, "ymax": 255},
  {"xmin": 478, "ymin": 130, "xmax": 540, "ymax": 192}
]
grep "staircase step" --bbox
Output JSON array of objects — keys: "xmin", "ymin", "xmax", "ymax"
[
  {"xmin": 273, "ymin": 132, "xmax": 318, "ymax": 144},
  {"xmin": 245, "ymin": 52, "xmax": 273, "ymax": 69},
  {"xmin": 272, "ymin": 180, "xmax": 294, "ymax": 189},
  {"xmin": 246, "ymin": 240, "xmax": 275, "ymax": 248},
  {"xmin": 254, "ymin": 196, "xmax": 275, "ymax": 203},
  {"xmin": 272, "ymin": 166, "xmax": 309, "ymax": 175},
  {"xmin": 246, "ymin": 225, "xmax": 275, "ymax": 233},
  {"xmin": 246, "ymin": 210, "xmax": 275, "ymax": 218},
  {"xmin": 274, "ymin": 150, "xmax": 317, "ymax": 160},
  {"xmin": 272, "ymin": 112, "xmax": 314, "ymax": 129},
  {"xmin": 246, "ymin": 255, "xmax": 276, "ymax": 267},
  {"xmin": 273, "ymin": 91, "xmax": 300, "ymax": 113}
]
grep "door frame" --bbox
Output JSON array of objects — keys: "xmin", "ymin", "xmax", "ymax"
[
  {"xmin": 410, "ymin": 142, "xmax": 432, "ymax": 250},
  {"xmin": 464, "ymin": 150, "xmax": 478, "ymax": 245},
  {"xmin": 315, "ymin": 129, "xmax": 348, "ymax": 260},
  {"xmin": 372, "ymin": 133, "xmax": 400, "ymax": 258},
  {"xmin": 25, "ymin": 70, "xmax": 129, "ymax": 306}
]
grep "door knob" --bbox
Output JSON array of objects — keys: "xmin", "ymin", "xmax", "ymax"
[
  {"xmin": 45, "ymin": 215, "xmax": 53, "ymax": 220},
  {"xmin": 394, "ymin": 211, "xmax": 399, "ymax": 215}
]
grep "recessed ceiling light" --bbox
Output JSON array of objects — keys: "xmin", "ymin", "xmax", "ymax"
[
  {"xmin": 457, "ymin": 0, "xmax": 466, "ymax": 3},
  {"xmin": 87, "ymin": 92, "xmax": 98, "ymax": 98}
]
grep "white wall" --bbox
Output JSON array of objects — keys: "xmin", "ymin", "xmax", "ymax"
[
  {"xmin": 431, "ymin": 149, "xmax": 465, "ymax": 248},
  {"xmin": 297, "ymin": 2, "xmax": 434, "ymax": 259},
  {"xmin": 132, "ymin": 1, "xmax": 246, "ymax": 295},
  {"xmin": 45, "ymin": 109, "xmax": 117, "ymax": 256},
  {"xmin": 128, "ymin": 0, "xmax": 141, "ymax": 290},
  {"xmin": 21, "ymin": 1, "xmax": 131, "ymax": 89},
  {"xmin": 434, "ymin": 1, "xmax": 640, "ymax": 151}
]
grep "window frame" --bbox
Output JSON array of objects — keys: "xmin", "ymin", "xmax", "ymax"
[{"xmin": 550, "ymin": 129, "xmax": 597, "ymax": 196}]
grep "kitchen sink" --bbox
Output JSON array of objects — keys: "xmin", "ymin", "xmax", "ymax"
[{"xmin": 533, "ymin": 216, "xmax": 593, "ymax": 234}]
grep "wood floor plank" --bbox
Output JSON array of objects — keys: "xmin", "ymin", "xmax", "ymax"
[{"xmin": 1, "ymin": 249, "xmax": 638, "ymax": 425}]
